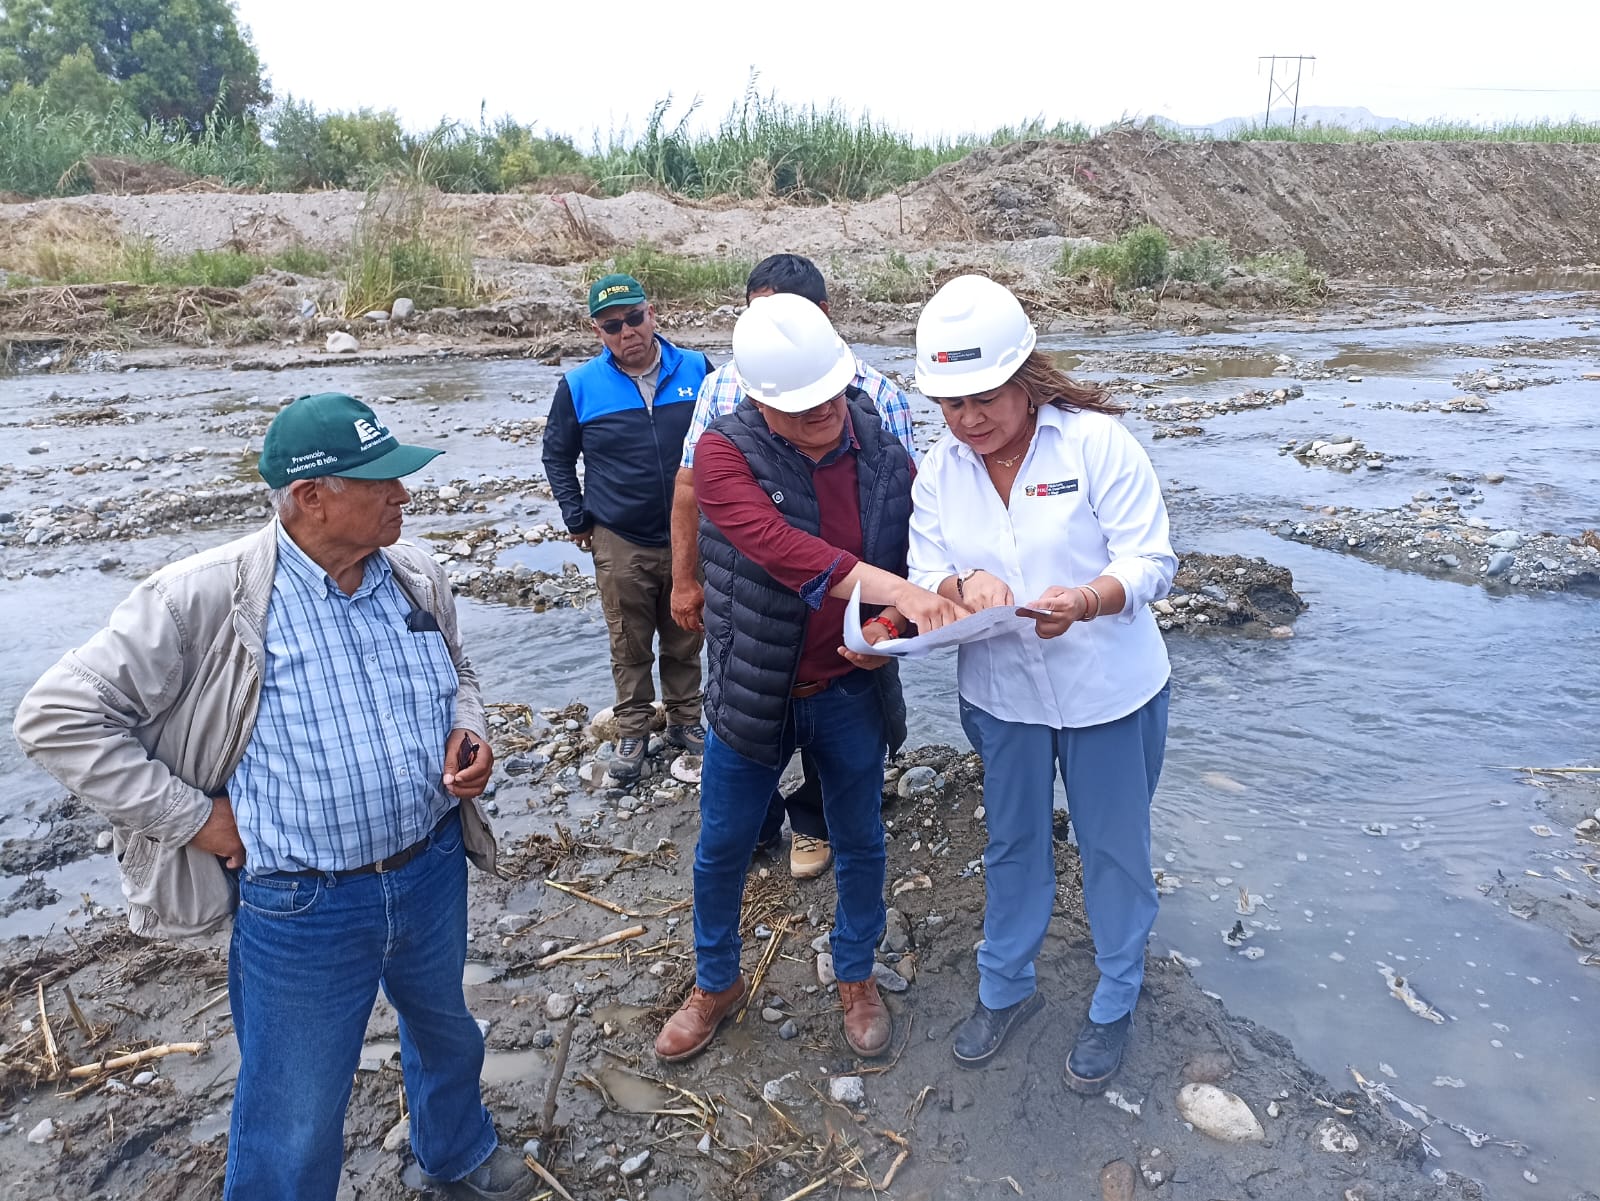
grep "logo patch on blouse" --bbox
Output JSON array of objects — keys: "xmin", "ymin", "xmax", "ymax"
[{"xmin": 1023, "ymin": 479, "xmax": 1079, "ymax": 497}]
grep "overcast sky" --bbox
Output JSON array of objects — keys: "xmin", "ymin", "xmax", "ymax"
[{"xmin": 235, "ymin": 0, "xmax": 1600, "ymax": 140}]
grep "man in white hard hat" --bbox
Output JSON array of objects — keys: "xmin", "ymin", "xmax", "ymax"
[
  {"xmin": 653, "ymin": 294, "xmax": 964, "ymax": 1064},
  {"xmin": 669, "ymin": 253, "xmax": 918, "ymax": 881}
]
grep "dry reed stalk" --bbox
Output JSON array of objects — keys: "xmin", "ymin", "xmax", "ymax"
[
  {"xmin": 66, "ymin": 1041, "xmax": 206, "ymax": 1078},
  {"xmin": 523, "ymin": 1157, "xmax": 576, "ymax": 1201},
  {"xmin": 534, "ymin": 924, "xmax": 646, "ymax": 969},
  {"xmin": 737, "ymin": 915, "xmax": 790, "ymax": 1024},
  {"xmin": 543, "ymin": 878, "xmax": 636, "ymax": 918}
]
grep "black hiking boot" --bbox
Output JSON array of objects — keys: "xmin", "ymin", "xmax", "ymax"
[
  {"xmin": 952, "ymin": 992, "xmax": 1045, "ymax": 1067},
  {"xmin": 1065, "ymin": 1012, "xmax": 1132, "ymax": 1094}
]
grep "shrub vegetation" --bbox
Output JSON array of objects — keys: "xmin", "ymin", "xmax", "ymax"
[{"xmin": 1056, "ymin": 227, "xmax": 1328, "ymax": 302}]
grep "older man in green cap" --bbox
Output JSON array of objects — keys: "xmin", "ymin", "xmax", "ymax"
[
  {"xmin": 543, "ymin": 273, "xmax": 713, "ymax": 782},
  {"xmin": 14, "ymin": 393, "xmax": 536, "ymax": 1201}
]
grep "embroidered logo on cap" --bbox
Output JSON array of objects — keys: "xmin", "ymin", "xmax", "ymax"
[{"xmin": 353, "ymin": 418, "xmax": 388, "ymax": 447}]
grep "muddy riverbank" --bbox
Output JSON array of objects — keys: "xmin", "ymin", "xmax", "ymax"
[{"xmin": 0, "ymin": 713, "xmax": 1484, "ymax": 1201}]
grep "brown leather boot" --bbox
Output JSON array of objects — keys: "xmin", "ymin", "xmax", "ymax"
[
  {"xmin": 654, "ymin": 976, "xmax": 747, "ymax": 1063},
  {"xmin": 838, "ymin": 977, "xmax": 892, "ymax": 1057}
]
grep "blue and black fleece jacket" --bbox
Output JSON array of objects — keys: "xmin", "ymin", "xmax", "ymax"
[{"xmin": 541, "ymin": 336, "xmax": 711, "ymax": 548}]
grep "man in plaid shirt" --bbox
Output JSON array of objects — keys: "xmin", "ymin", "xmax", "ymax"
[{"xmin": 668, "ymin": 255, "xmax": 917, "ymax": 881}]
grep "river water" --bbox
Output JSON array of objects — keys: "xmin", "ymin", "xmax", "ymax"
[{"xmin": 2, "ymin": 302, "xmax": 1597, "ymax": 1198}]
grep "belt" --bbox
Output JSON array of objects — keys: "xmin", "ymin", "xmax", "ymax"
[
  {"xmin": 283, "ymin": 811, "xmax": 453, "ymax": 879},
  {"xmin": 790, "ymin": 679, "xmax": 831, "ymax": 699}
]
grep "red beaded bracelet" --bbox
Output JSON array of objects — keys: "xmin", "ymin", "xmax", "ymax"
[{"xmin": 865, "ymin": 615, "xmax": 900, "ymax": 639}]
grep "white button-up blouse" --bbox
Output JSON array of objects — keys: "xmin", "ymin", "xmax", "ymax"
[{"xmin": 907, "ymin": 402, "xmax": 1176, "ymax": 729}]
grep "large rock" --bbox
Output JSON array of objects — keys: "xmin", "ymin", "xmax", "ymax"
[
  {"xmin": 325, "ymin": 331, "xmax": 359, "ymax": 353},
  {"xmin": 390, "ymin": 297, "xmax": 416, "ymax": 320},
  {"xmin": 1176, "ymin": 1083, "xmax": 1265, "ymax": 1143}
]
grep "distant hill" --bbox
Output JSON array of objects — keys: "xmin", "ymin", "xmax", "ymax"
[{"xmin": 1155, "ymin": 106, "xmax": 1411, "ymax": 136}]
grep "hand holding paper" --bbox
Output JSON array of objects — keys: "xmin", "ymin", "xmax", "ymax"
[{"xmin": 843, "ymin": 583, "xmax": 1051, "ymax": 659}]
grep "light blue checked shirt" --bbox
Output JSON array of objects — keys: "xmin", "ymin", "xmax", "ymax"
[
  {"xmin": 679, "ymin": 357, "xmax": 917, "ymax": 468},
  {"xmin": 227, "ymin": 527, "xmax": 458, "ymax": 874}
]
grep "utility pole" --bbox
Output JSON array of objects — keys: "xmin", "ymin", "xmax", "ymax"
[{"xmin": 1258, "ymin": 56, "xmax": 1316, "ymax": 130}]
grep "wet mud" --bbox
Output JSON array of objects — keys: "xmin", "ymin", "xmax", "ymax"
[{"xmin": 0, "ymin": 709, "xmax": 1483, "ymax": 1201}]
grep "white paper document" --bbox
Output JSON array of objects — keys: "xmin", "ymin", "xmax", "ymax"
[{"xmin": 842, "ymin": 583, "xmax": 1049, "ymax": 659}]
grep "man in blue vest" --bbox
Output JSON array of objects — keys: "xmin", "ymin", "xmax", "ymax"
[
  {"xmin": 653, "ymin": 295, "xmax": 964, "ymax": 1064},
  {"xmin": 543, "ymin": 274, "xmax": 712, "ymax": 782}
]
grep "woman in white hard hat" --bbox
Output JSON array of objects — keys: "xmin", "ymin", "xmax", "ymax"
[
  {"xmin": 654, "ymin": 293, "xmax": 964, "ymax": 1066},
  {"xmin": 907, "ymin": 274, "xmax": 1176, "ymax": 1092}
]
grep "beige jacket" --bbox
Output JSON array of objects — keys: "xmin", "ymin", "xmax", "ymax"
[{"xmin": 13, "ymin": 521, "xmax": 500, "ymax": 940}]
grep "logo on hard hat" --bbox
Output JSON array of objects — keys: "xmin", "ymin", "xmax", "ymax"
[{"xmin": 933, "ymin": 347, "xmax": 982, "ymax": 363}]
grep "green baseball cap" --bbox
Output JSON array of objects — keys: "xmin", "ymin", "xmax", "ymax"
[
  {"xmin": 258, "ymin": 393, "xmax": 442, "ymax": 489},
  {"xmin": 588, "ymin": 272, "xmax": 647, "ymax": 316}
]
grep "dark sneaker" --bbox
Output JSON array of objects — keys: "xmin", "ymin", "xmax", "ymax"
[
  {"xmin": 421, "ymin": 1144, "xmax": 537, "ymax": 1200},
  {"xmin": 952, "ymin": 992, "xmax": 1045, "ymax": 1068},
  {"xmin": 665, "ymin": 723, "xmax": 706, "ymax": 752},
  {"xmin": 1065, "ymin": 1012, "xmax": 1132, "ymax": 1094},
  {"xmin": 608, "ymin": 737, "xmax": 646, "ymax": 782}
]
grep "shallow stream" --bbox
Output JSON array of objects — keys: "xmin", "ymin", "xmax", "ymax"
[{"xmin": 2, "ymin": 300, "xmax": 1597, "ymax": 1197}]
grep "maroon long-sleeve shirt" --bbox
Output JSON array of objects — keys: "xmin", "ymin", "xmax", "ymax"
[{"xmin": 693, "ymin": 427, "xmax": 867, "ymax": 685}]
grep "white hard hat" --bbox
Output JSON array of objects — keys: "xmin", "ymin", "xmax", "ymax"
[
  {"xmin": 914, "ymin": 274, "xmax": 1037, "ymax": 398},
  {"xmin": 733, "ymin": 293, "xmax": 856, "ymax": 413}
]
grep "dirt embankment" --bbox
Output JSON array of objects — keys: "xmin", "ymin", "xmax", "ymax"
[{"xmin": 915, "ymin": 132, "xmax": 1600, "ymax": 273}]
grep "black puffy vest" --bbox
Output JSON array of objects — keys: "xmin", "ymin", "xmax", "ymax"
[{"xmin": 699, "ymin": 392, "xmax": 911, "ymax": 767}]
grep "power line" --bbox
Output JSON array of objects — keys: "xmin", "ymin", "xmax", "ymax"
[{"xmin": 1258, "ymin": 55, "xmax": 1316, "ymax": 128}]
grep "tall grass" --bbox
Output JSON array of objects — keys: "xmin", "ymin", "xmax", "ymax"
[
  {"xmin": 591, "ymin": 89, "xmax": 978, "ymax": 201},
  {"xmin": 341, "ymin": 189, "xmax": 482, "ymax": 315},
  {"xmin": 1221, "ymin": 118, "xmax": 1600, "ymax": 144},
  {"xmin": 0, "ymin": 94, "xmax": 272, "ymax": 196},
  {"xmin": 5, "ymin": 82, "xmax": 1599, "ymax": 203},
  {"xmin": 585, "ymin": 244, "xmax": 751, "ymax": 306}
]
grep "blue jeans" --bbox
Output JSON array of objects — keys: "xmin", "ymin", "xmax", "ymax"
[
  {"xmin": 960, "ymin": 685, "xmax": 1169, "ymax": 1023},
  {"xmin": 695, "ymin": 670, "xmax": 888, "ymax": 990},
  {"xmin": 224, "ymin": 810, "xmax": 495, "ymax": 1200}
]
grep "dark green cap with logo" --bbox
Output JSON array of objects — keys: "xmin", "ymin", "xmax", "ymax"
[
  {"xmin": 588, "ymin": 272, "xmax": 647, "ymax": 316},
  {"xmin": 258, "ymin": 393, "xmax": 442, "ymax": 489}
]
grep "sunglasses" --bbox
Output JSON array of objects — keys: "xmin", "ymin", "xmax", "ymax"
[
  {"xmin": 596, "ymin": 309, "xmax": 648, "ymax": 336},
  {"xmin": 456, "ymin": 732, "xmax": 479, "ymax": 773}
]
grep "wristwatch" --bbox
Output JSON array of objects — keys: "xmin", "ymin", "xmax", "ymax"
[{"xmin": 955, "ymin": 568, "xmax": 979, "ymax": 600}]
